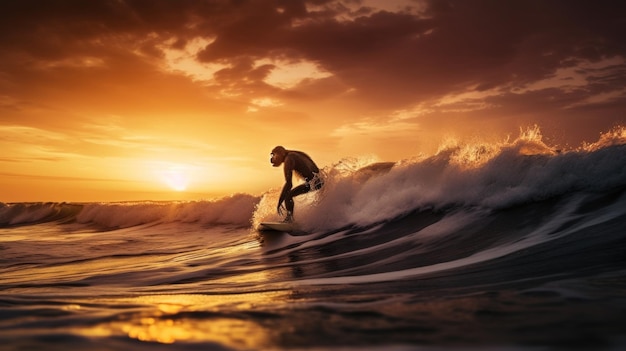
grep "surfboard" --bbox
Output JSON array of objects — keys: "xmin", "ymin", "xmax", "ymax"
[{"xmin": 258, "ymin": 221, "xmax": 296, "ymax": 232}]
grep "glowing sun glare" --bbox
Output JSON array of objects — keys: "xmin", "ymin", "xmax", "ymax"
[{"xmin": 159, "ymin": 166, "xmax": 190, "ymax": 191}]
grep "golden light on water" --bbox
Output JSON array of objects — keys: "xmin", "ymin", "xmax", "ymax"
[
  {"xmin": 122, "ymin": 316, "xmax": 270, "ymax": 347},
  {"xmin": 76, "ymin": 292, "xmax": 289, "ymax": 348}
]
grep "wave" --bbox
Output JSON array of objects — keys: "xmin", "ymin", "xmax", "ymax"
[
  {"xmin": 0, "ymin": 194, "xmax": 259, "ymax": 229},
  {"xmin": 253, "ymin": 125, "xmax": 626, "ymax": 231},
  {"xmin": 3, "ymin": 126, "xmax": 626, "ymax": 233},
  {"xmin": 0, "ymin": 202, "xmax": 83, "ymax": 227}
]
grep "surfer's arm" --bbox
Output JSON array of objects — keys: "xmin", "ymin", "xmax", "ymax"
[{"xmin": 277, "ymin": 157, "xmax": 294, "ymax": 214}]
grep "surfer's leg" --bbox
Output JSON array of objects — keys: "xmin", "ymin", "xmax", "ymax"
[
  {"xmin": 283, "ymin": 194, "xmax": 295, "ymax": 222},
  {"xmin": 285, "ymin": 195, "xmax": 294, "ymax": 214},
  {"xmin": 285, "ymin": 184, "xmax": 310, "ymax": 219}
]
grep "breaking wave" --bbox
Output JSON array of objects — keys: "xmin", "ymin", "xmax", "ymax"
[{"xmin": 254, "ymin": 125, "xmax": 626, "ymax": 231}]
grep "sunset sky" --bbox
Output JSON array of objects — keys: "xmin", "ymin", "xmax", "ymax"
[{"xmin": 1, "ymin": 0, "xmax": 625, "ymax": 202}]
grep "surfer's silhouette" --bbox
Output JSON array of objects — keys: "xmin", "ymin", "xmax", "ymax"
[{"xmin": 270, "ymin": 146, "xmax": 323, "ymax": 222}]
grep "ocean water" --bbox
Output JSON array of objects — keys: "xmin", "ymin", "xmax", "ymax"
[{"xmin": 2, "ymin": 128, "xmax": 626, "ymax": 350}]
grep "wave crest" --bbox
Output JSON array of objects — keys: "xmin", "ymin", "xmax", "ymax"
[{"xmin": 254, "ymin": 126, "xmax": 626, "ymax": 232}]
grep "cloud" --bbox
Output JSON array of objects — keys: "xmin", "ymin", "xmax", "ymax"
[
  {"xmin": 2, "ymin": 0, "xmax": 624, "ymax": 111},
  {"xmin": 159, "ymin": 37, "xmax": 228, "ymax": 82}
]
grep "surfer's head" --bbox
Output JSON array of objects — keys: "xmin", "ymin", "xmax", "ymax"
[{"xmin": 270, "ymin": 146, "xmax": 287, "ymax": 167}]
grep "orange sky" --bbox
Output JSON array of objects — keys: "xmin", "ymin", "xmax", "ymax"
[{"xmin": 1, "ymin": 0, "xmax": 625, "ymax": 202}]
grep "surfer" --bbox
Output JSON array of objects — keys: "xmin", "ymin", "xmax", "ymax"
[{"xmin": 270, "ymin": 146, "xmax": 324, "ymax": 222}]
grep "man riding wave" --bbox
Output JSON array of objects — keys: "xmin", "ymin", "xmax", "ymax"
[{"xmin": 270, "ymin": 146, "xmax": 324, "ymax": 222}]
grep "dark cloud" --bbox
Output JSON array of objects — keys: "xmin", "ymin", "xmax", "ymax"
[
  {"xmin": 0, "ymin": 0, "xmax": 624, "ymax": 141},
  {"xmin": 2, "ymin": 1, "xmax": 623, "ymax": 87}
]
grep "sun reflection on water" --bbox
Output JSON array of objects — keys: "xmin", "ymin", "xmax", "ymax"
[
  {"xmin": 76, "ymin": 291, "xmax": 290, "ymax": 349},
  {"xmin": 121, "ymin": 316, "xmax": 269, "ymax": 347}
]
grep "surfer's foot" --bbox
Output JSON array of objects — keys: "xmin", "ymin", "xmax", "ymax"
[{"xmin": 283, "ymin": 212, "xmax": 294, "ymax": 223}]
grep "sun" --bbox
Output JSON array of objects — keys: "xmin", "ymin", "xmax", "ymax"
[{"xmin": 158, "ymin": 165, "xmax": 190, "ymax": 192}]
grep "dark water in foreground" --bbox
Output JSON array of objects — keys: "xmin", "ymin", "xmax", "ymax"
[{"xmin": 2, "ymin": 134, "xmax": 626, "ymax": 350}]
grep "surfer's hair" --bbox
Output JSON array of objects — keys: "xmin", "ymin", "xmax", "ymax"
[{"xmin": 272, "ymin": 146, "xmax": 286, "ymax": 154}]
